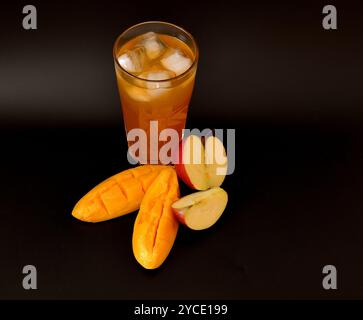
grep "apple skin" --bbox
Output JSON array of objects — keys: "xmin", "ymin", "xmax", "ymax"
[
  {"xmin": 172, "ymin": 206, "xmax": 187, "ymax": 225},
  {"xmin": 174, "ymin": 139, "xmax": 197, "ymax": 190},
  {"xmin": 175, "ymin": 163, "xmax": 195, "ymax": 190}
]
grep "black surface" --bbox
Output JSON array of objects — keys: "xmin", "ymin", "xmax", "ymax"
[
  {"xmin": 1, "ymin": 122, "xmax": 363, "ymax": 299},
  {"xmin": 1, "ymin": 0, "xmax": 363, "ymax": 299}
]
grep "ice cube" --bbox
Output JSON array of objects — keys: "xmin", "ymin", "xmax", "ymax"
[
  {"xmin": 117, "ymin": 47, "xmax": 146, "ymax": 74},
  {"xmin": 127, "ymin": 85, "xmax": 168, "ymax": 101},
  {"xmin": 123, "ymin": 68, "xmax": 174, "ymax": 102},
  {"xmin": 139, "ymin": 70, "xmax": 176, "ymax": 89},
  {"xmin": 126, "ymin": 86, "xmax": 151, "ymax": 102},
  {"xmin": 161, "ymin": 49, "xmax": 192, "ymax": 76},
  {"xmin": 141, "ymin": 32, "xmax": 166, "ymax": 60}
]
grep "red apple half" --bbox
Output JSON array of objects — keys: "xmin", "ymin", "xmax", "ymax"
[
  {"xmin": 172, "ymin": 187, "xmax": 228, "ymax": 230},
  {"xmin": 175, "ymin": 135, "xmax": 228, "ymax": 190}
]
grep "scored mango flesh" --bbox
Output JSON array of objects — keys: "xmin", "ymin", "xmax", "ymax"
[
  {"xmin": 72, "ymin": 165, "xmax": 167, "ymax": 223},
  {"xmin": 132, "ymin": 167, "xmax": 180, "ymax": 269}
]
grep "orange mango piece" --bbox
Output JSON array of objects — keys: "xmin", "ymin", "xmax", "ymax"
[
  {"xmin": 132, "ymin": 167, "xmax": 180, "ymax": 269},
  {"xmin": 72, "ymin": 165, "xmax": 167, "ymax": 223}
]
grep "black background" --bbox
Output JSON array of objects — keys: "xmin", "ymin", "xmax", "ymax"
[{"xmin": 0, "ymin": 0, "xmax": 363, "ymax": 299}]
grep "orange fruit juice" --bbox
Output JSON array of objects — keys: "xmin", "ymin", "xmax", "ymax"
[{"xmin": 114, "ymin": 24, "xmax": 198, "ymax": 163}]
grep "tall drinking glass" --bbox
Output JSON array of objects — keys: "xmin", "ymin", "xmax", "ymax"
[{"xmin": 113, "ymin": 21, "xmax": 198, "ymax": 164}]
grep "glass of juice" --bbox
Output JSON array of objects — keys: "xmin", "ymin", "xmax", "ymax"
[{"xmin": 113, "ymin": 21, "xmax": 198, "ymax": 164}]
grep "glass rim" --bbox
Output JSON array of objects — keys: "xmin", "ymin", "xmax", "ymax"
[{"xmin": 113, "ymin": 21, "xmax": 199, "ymax": 83}]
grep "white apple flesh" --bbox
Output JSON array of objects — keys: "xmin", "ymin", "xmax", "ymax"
[
  {"xmin": 205, "ymin": 136, "xmax": 228, "ymax": 187},
  {"xmin": 172, "ymin": 187, "xmax": 228, "ymax": 230}
]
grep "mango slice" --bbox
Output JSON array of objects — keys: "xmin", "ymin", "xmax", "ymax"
[
  {"xmin": 72, "ymin": 165, "xmax": 167, "ymax": 223},
  {"xmin": 132, "ymin": 167, "xmax": 179, "ymax": 269}
]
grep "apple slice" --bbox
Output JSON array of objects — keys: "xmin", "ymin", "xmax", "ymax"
[
  {"xmin": 172, "ymin": 187, "xmax": 228, "ymax": 230},
  {"xmin": 175, "ymin": 135, "xmax": 209, "ymax": 190},
  {"xmin": 175, "ymin": 134, "xmax": 228, "ymax": 190}
]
